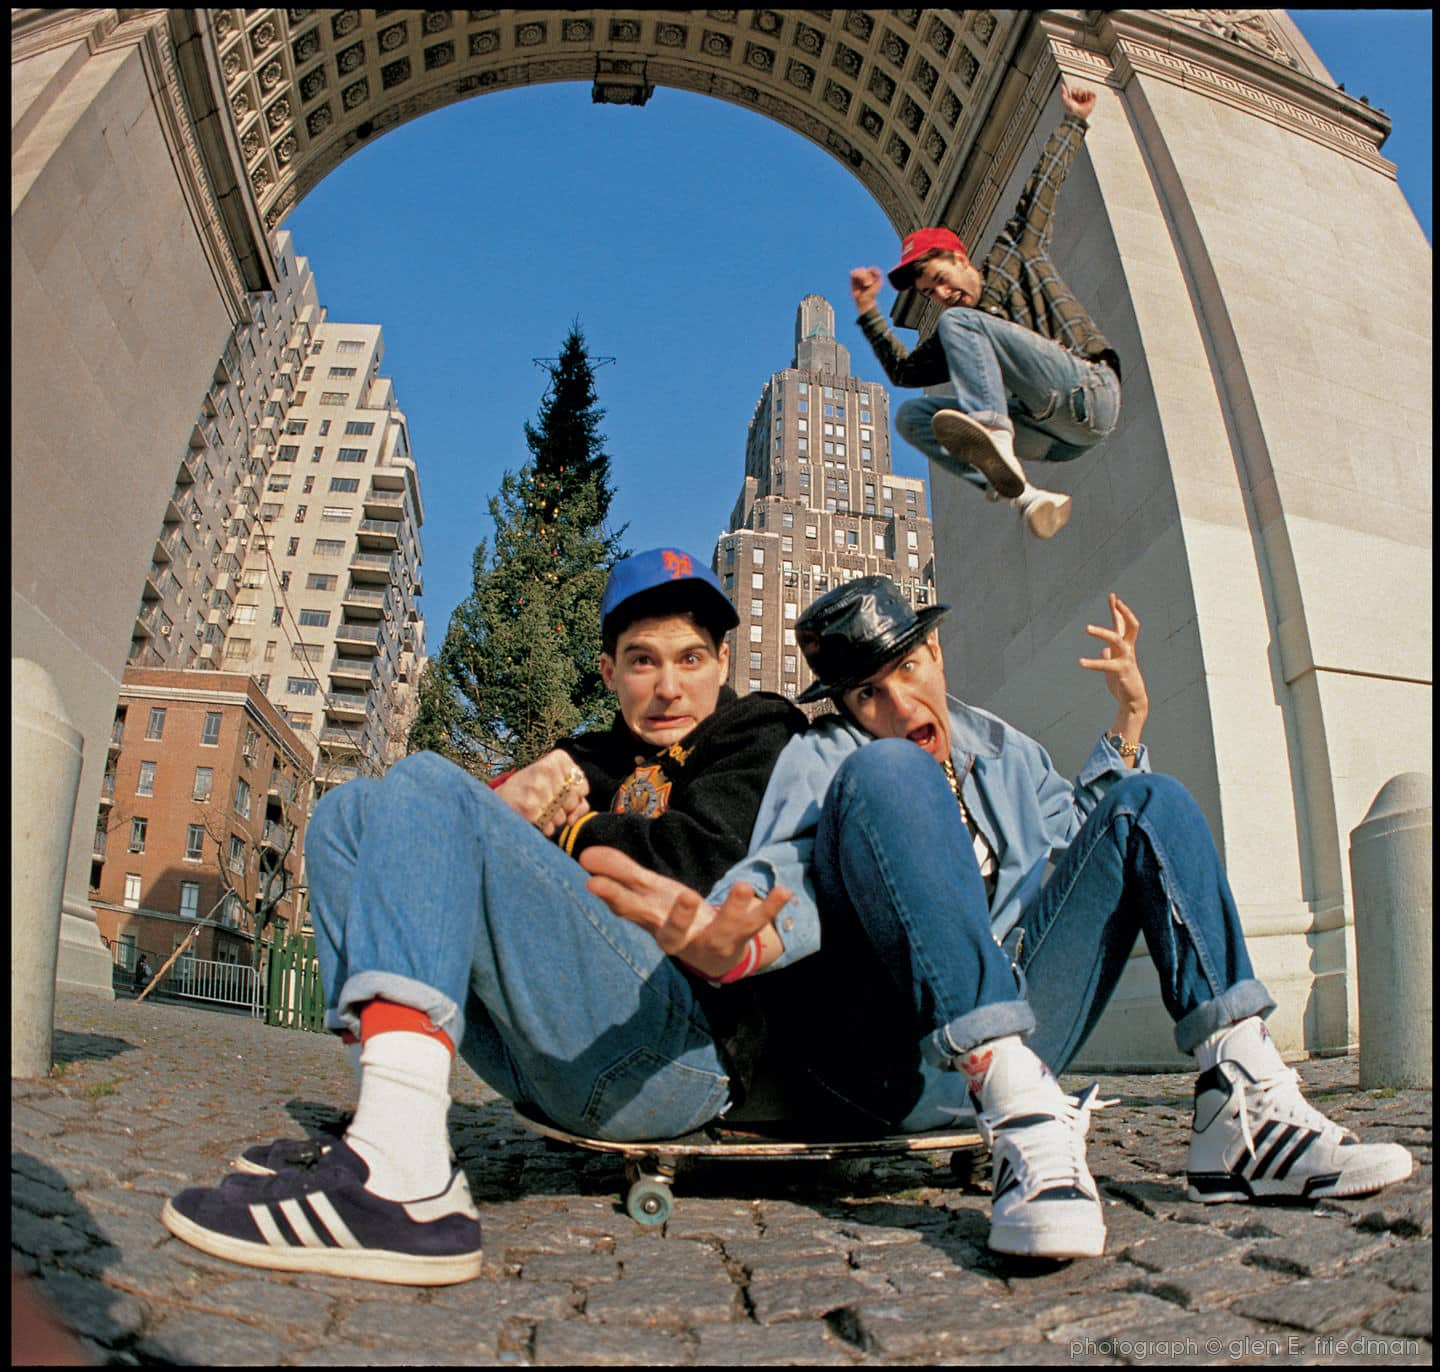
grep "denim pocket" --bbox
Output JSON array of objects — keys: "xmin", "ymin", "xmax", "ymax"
[{"xmin": 581, "ymin": 1046, "xmax": 730, "ymax": 1140}]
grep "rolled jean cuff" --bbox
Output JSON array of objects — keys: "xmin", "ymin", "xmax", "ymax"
[
  {"xmin": 333, "ymin": 971, "xmax": 463, "ymax": 1043},
  {"xmin": 922, "ymin": 998, "xmax": 1037, "ymax": 1068},
  {"xmin": 1173, "ymin": 978, "xmax": 1277, "ymax": 1056}
]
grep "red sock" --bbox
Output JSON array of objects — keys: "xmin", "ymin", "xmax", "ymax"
[{"xmin": 358, "ymin": 998, "xmax": 454, "ymax": 1056}]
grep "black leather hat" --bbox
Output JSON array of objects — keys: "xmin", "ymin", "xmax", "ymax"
[{"xmin": 796, "ymin": 576, "xmax": 949, "ymax": 703}]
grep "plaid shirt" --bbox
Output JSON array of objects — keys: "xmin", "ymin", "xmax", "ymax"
[{"xmin": 858, "ymin": 114, "xmax": 1121, "ymax": 385}]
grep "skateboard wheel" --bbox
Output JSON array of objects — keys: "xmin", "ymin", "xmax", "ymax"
[{"xmin": 625, "ymin": 1178, "xmax": 673, "ymax": 1226}]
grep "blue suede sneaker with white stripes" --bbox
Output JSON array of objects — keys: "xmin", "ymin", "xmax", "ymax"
[{"xmin": 162, "ymin": 1140, "xmax": 484, "ymax": 1285}]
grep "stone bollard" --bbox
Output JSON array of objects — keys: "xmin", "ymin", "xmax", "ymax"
[
  {"xmin": 12, "ymin": 659, "xmax": 85, "ymax": 1078},
  {"xmin": 1349, "ymin": 772, "xmax": 1432, "ymax": 1089}
]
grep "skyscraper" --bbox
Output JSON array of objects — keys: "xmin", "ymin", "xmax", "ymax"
[
  {"xmin": 713, "ymin": 295, "xmax": 938, "ymax": 701},
  {"xmin": 227, "ymin": 318, "xmax": 426, "ymax": 794}
]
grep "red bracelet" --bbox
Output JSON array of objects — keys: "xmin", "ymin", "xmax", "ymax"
[{"xmin": 679, "ymin": 933, "xmax": 764, "ymax": 988}]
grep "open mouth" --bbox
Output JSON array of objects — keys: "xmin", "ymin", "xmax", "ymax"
[{"xmin": 907, "ymin": 723, "xmax": 940, "ymax": 754}]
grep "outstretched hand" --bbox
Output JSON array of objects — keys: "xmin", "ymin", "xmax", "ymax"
[
  {"xmin": 1060, "ymin": 80, "xmax": 1097, "ymax": 122},
  {"xmin": 579, "ymin": 846, "xmax": 792, "ymax": 981},
  {"xmin": 1079, "ymin": 592, "xmax": 1148, "ymax": 718}
]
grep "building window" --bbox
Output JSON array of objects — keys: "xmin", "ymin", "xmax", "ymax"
[
  {"xmin": 908, "ymin": 554, "xmax": 920, "ymax": 569},
  {"xmin": 784, "ymin": 602, "xmax": 797, "ymax": 620},
  {"xmin": 860, "ymin": 409, "xmax": 872, "ymax": 423},
  {"xmin": 847, "ymin": 531, "xmax": 859, "ymax": 546},
  {"xmin": 750, "ymin": 599, "xmax": 763, "ymax": 618},
  {"xmin": 294, "ymin": 505, "xmax": 309, "ymax": 522},
  {"xmin": 129, "ymin": 817, "xmax": 147, "ymax": 853},
  {"xmin": 185, "ymin": 823, "xmax": 205, "ymax": 861},
  {"xmin": 336, "ymin": 447, "xmax": 368, "ymax": 463},
  {"xmin": 193, "ymin": 766, "xmax": 213, "ymax": 801},
  {"xmin": 298, "ymin": 608, "xmax": 331, "ymax": 627},
  {"xmin": 234, "ymin": 776, "xmax": 251, "ymax": 819},
  {"xmin": 302, "ymin": 475, "xmax": 315, "ymax": 494},
  {"xmin": 327, "ymin": 366, "xmax": 358, "ymax": 378},
  {"xmin": 314, "ymin": 539, "xmax": 345, "ymax": 557},
  {"xmin": 337, "ymin": 339, "xmax": 366, "ymax": 355},
  {"xmin": 907, "ymin": 530, "xmax": 919, "ymax": 549},
  {"xmin": 321, "ymin": 506, "xmax": 352, "ymax": 522},
  {"xmin": 201, "ymin": 711, "xmax": 222, "ymax": 746},
  {"xmin": 136, "ymin": 761, "xmax": 156, "ymax": 796},
  {"xmin": 271, "ymin": 607, "xmax": 283, "ymax": 626},
  {"xmin": 179, "ymin": 882, "xmax": 200, "ymax": 920},
  {"xmin": 306, "ymin": 574, "xmax": 337, "ymax": 591},
  {"xmin": 749, "ymin": 651, "xmax": 762, "ymax": 670},
  {"xmin": 224, "ymin": 638, "xmax": 251, "ymax": 661},
  {"xmin": 784, "ymin": 655, "xmax": 797, "ymax": 674},
  {"xmin": 228, "ymin": 835, "xmax": 246, "ymax": 874},
  {"xmin": 781, "ymin": 511, "xmax": 794, "ymax": 528},
  {"xmin": 344, "ymin": 419, "xmax": 375, "ymax": 436},
  {"xmin": 123, "ymin": 873, "xmax": 142, "ymax": 910},
  {"xmin": 329, "ymin": 477, "xmax": 360, "ymax": 493},
  {"xmin": 319, "ymin": 420, "xmax": 331, "ymax": 435},
  {"xmin": 752, "ymin": 547, "xmax": 764, "ymax": 565},
  {"xmin": 233, "ymin": 603, "xmax": 257, "ymax": 624},
  {"xmin": 287, "ymin": 677, "xmax": 319, "ymax": 696},
  {"xmin": 276, "ymin": 444, "xmax": 298, "ymax": 462},
  {"xmin": 751, "ymin": 573, "xmax": 764, "ymax": 590},
  {"xmin": 319, "ymin": 391, "xmax": 349, "ymax": 406},
  {"xmin": 285, "ymin": 420, "xmax": 307, "ymax": 435},
  {"xmin": 145, "ymin": 707, "xmax": 166, "ymax": 740},
  {"xmin": 784, "ymin": 627, "xmax": 797, "ymax": 646},
  {"xmin": 781, "ymin": 536, "xmax": 793, "ymax": 553},
  {"xmin": 750, "ymin": 624, "xmax": 763, "ymax": 642},
  {"xmin": 301, "ymin": 365, "xmax": 315, "ymax": 380}
]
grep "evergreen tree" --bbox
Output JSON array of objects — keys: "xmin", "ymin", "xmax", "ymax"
[{"xmin": 410, "ymin": 325, "xmax": 624, "ymax": 773}]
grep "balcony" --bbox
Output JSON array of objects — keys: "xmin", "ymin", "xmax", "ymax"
[
  {"xmin": 363, "ymin": 488, "xmax": 405, "ymax": 519},
  {"xmin": 318, "ymin": 763, "xmax": 360, "ymax": 788},
  {"xmin": 334, "ymin": 623, "xmax": 381, "ymax": 655},
  {"xmin": 99, "ymin": 774, "xmax": 116, "ymax": 805},
  {"xmin": 267, "ymin": 772, "xmax": 297, "ymax": 803},
  {"xmin": 370, "ymin": 466, "xmax": 406, "ymax": 492},
  {"xmin": 349, "ymin": 549, "xmax": 393, "ymax": 584},
  {"xmin": 319, "ymin": 727, "xmax": 362, "ymax": 755},
  {"xmin": 329, "ymin": 654, "xmax": 373, "ymax": 686},
  {"xmin": 175, "ymin": 449, "xmax": 198, "ymax": 486},
  {"xmin": 341, "ymin": 585, "xmax": 386, "ymax": 619},
  {"xmin": 356, "ymin": 518, "xmax": 400, "ymax": 551},
  {"xmin": 326, "ymin": 689, "xmax": 368, "ymax": 722},
  {"xmin": 261, "ymin": 821, "xmax": 289, "ymax": 852}
]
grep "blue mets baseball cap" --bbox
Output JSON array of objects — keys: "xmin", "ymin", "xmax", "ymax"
[{"xmin": 600, "ymin": 547, "xmax": 740, "ymax": 642}]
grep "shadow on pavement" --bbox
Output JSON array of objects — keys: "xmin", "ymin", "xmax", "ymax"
[{"xmin": 52, "ymin": 1030, "xmax": 137, "ymax": 1066}]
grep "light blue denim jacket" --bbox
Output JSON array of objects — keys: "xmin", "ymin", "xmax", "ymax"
[{"xmin": 704, "ymin": 695, "xmax": 1150, "ymax": 970}]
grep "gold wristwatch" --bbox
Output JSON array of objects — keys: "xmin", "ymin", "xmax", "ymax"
[{"xmin": 1107, "ymin": 733, "xmax": 1139, "ymax": 760}]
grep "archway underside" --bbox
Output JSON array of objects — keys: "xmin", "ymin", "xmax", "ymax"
[{"xmin": 195, "ymin": 8, "xmax": 1021, "ymax": 245}]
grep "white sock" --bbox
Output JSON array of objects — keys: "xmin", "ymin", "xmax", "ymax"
[
  {"xmin": 1196, "ymin": 1016, "xmax": 1286, "ymax": 1077},
  {"xmin": 955, "ymin": 1034, "xmax": 1064, "ymax": 1115},
  {"xmin": 345, "ymin": 1031, "xmax": 454, "ymax": 1200}
]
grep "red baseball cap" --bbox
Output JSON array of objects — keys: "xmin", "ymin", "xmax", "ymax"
[{"xmin": 887, "ymin": 227, "xmax": 968, "ymax": 291}]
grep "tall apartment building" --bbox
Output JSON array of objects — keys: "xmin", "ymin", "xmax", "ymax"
[
  {"xmin": 714, "ymin": 295, "xmax": 938, "ymax": 701},
  {"xmin": 225, "ymin": 319, "xmax": 426, "ymax": 794},
  {"xmin": 91, "ymin": 669, "xmax": 313, "ymax": 972},
  {"xmin": 128, "ymin": 231, "xmax": 320, "ymax": 676}
]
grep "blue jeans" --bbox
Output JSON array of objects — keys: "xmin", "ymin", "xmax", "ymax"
[
  {"xmin": 781, "ymin": 743, "xmax": 1272, "ymax": 1128},
  {"xmin": 896, "ymin": 308, "xmax": 1121, "ymax": 491},
  {"xmin": 304, "ymin": 751, "xmax": 732, "ymax": 1141}
]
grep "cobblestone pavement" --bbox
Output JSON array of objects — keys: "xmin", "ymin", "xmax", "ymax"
[{"xmin": 12, "ymin": 989, "xmax": 1432, "ymax": 1366}]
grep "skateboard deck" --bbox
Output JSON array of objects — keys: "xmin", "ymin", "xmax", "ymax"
[{"xmin": 516, "ymin": 1109, "xmax": 986, "ymax": 1226}]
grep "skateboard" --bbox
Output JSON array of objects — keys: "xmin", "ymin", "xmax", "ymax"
[{"xmin": 516, "ymin": 1109, "xmax": 987, "ymax": 1227}]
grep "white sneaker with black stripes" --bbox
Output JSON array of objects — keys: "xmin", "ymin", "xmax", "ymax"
[
  {"xmin": 1187, "ymin": 1058, "xmax": 1413, "ymax": 1203},
  {"xmin": 979, "ymin": 1082, "xmax": 1113, "ymax": 1259},
  {"xmin": 162, "ymin": 1140, "xmax": 483, "ymax": 1285}
]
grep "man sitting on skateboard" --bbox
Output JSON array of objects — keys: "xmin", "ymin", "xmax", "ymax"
[
  {"xmin": 850, "ymin": 80, "xmax": 1121, "ymax": 540},
  {"xmin": 594, "ymin": 577, "xmax": 1413, "ymax": 1261},
  {"xmin": 161, "ymin": 548, "xmax": 810, "ymax": 1286}
]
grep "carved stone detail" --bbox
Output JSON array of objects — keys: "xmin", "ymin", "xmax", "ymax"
[{"xmin": 1160, "ymin": 10, "xmax": 1297, "ymax": 67}]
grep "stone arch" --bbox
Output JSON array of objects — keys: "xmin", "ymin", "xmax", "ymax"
[
  {"xmin": 167, "ymin": 7, "xmax": 1019, "ymax": 298},
  {"xmin": 13, "ymin": 9, "xmax": 1429, "ymax": 1066}
]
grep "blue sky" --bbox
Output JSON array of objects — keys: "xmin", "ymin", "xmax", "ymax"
[{"xmin": 283, "ymin": 11, "xmax": 1432, "ymax": 649}]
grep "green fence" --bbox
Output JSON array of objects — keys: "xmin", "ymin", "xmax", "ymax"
[{"xmin": 265, "ymin": 931, "xmax": 326, "ymax": 1032}]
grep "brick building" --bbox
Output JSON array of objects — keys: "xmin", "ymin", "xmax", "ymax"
[
  {"xmin": 715, "ymin": 295, "xmax": 938, "ymax": 700},
  {"xmin": 91, "ymin": 669, "xmax": 314, "ymax": 975}
]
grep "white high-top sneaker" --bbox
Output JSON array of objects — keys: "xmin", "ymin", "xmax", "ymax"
[
  {"xmin": 1187, "ymin": 1018, "xmax": 1415, "ymax": 1203},
  {"xmin": 1011, "ymin": 486, "xmax": 1073, "ymax": 539},
  {"xmin": 932, "ymin": 411, "xmax": 1025, "ymax": 498},
  {"xmin": 968, "ymin": 1040, "xmax": 1112, "ymax": 1259}
]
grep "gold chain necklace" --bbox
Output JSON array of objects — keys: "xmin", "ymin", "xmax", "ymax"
[{"xmin": 941, "ymin": 757, "xmax": 969, "ymax": 820}]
